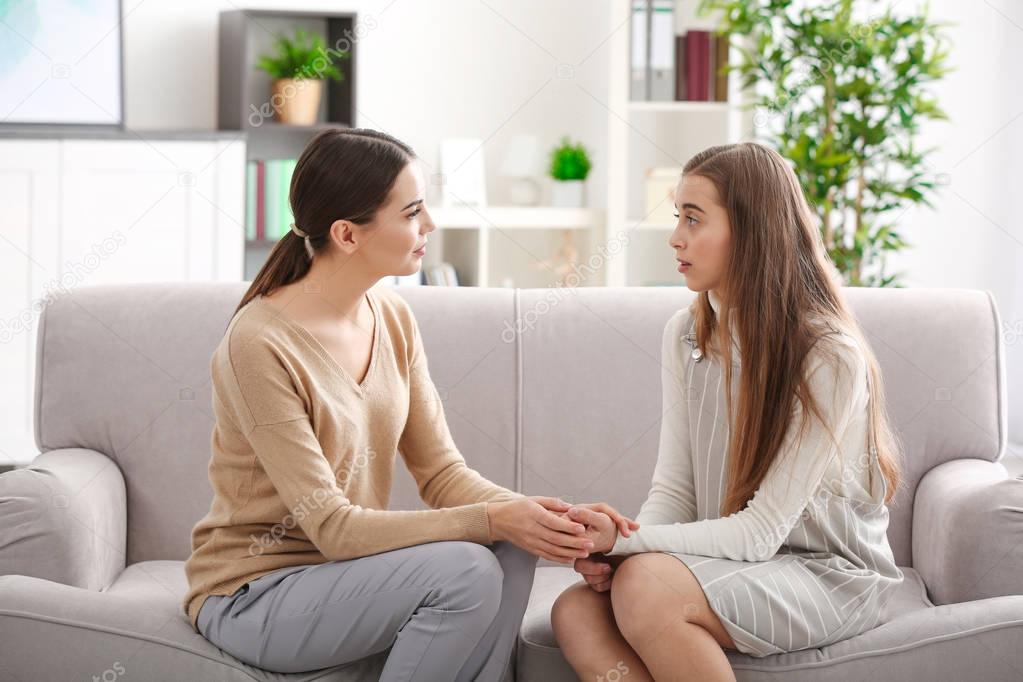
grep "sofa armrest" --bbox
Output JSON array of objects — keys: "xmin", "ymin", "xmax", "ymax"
[
  {"xmin": 912, "ymin": 457, "xmax": 1023, "ymax": 605},
  {"xmin": 0, "ymin": 448, "xmax": 126, "ymax": 590}
]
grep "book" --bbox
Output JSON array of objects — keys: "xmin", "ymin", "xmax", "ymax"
[
  {"xmin": 425, "ymin": 263, "xmax": 458, "ymax": 286},
  {"xmin": 685, "ymin": 30, "xmax": 711, "ymax": 101},
  {"xmin": 264, "ymin": 161, "xmax": 280, "ymax": 239},
  {"xmin": 259, "ymin": 159, "xmax": 299, "ymax": 239},
  {"xmin": 279, "ymin": 159, "xmax": 297, "ymax": 238},
  {"xmin": 714, "ymin": 35, "xmax": 730, "ymax": 102},
  {"xmin": 674, "ymin": 34, "xmax": 687, "ymax": 100},
  {"xmin": 255, "ymin": 160, "xmax": 265, "ymax": 241},
  {"xmin": 245, "ymin": 161, "xmax": 257, "ymax": 241},
  {"xmin": 632, "ymin": 0, "xmax": 676, "ymax": 101},
  {"xmin": 674, "ymin": 30, "xmax": 728, "ymax": 102}
]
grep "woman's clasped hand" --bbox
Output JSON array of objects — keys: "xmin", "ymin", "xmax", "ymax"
[{"xmin": 485, "ymin": 496, "xmax": 639, "ymax": 583}]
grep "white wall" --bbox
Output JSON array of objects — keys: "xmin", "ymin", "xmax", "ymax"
[
  {"xmin": 884, "ymin": 0, "xmax": 1023, "ymax": 447},
  {"xmin": 120, "ymin": 0, "xmax": 1020, "ymax": 442},
  {"xmin": 123, "ymin": 0, "xmax": 612, "ymax": 208}
]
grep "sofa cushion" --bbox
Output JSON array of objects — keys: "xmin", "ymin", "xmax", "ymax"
[
  {"xmin": 517, "ymin": 565, "xmax": 1023, "ymax": 681},
  {"xmin": 0, "ymin": 561, "xmax": 386, "ymax": 681}
]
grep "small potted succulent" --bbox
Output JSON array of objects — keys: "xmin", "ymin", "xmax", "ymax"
[
  {"xmin": 548, "ymin": 136, "xmax": 592, "ymax": 207},
  {"xmin": 256, "ymin": 28, "xmax": 348, "ymax": 125}
]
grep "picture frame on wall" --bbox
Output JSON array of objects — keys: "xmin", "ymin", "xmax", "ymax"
[{"xmin": 0, "ymin": 0, "xmax": 124, "ymax": 128}]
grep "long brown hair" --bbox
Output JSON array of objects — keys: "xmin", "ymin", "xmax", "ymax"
[
  {"xmin": 683, "ymin": 142, "xmax": 903, "ymax": 513},
  {"xmin": 235, "ymin": 128, "xmax": 416, "ymax": 316}
]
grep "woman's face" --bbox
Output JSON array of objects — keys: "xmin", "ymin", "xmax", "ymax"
[
  {"xmin": 668, "ymin": 173, "xmax": 732, "ymax": 293},
  {"xmin": 342, "ymin": 160, "xmax": 435, "ymax": 277}
]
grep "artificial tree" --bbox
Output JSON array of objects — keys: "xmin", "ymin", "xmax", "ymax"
[{"xmin": 700, "ymin": 0, "xmax": 951, "ymax": 286}]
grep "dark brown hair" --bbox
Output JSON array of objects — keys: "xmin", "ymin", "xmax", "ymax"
[
  {"xmin": 682, "ymin": 142, "xmax": 903, "ymax": 513},
  {"xmin": 235, "ymin": 128, "xmax": 415, "ymax": 315}
]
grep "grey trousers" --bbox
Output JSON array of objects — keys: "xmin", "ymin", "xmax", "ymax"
[{"xmin": 196, "ymin": 540, "xmax": 538, "ymax": 681}]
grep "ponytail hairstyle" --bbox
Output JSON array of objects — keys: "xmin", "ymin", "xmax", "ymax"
[{"xmin": 235, "ymin": 128, "xmax": 416, "ymax": 316}]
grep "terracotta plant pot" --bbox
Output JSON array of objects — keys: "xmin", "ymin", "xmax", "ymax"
[{"xmin": 270, "ymin": 78, "xmax": 323, "ymax": 125}]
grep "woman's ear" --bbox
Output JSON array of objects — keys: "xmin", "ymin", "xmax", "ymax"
[{"xmin": 329, "ymin": 219, "xmax": 360, "ymax": 255}]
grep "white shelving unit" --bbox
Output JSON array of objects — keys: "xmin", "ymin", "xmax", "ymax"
[
  {"xmin": 430, "ymin": 206, "xmax": 601, "ymax": 230},
  {"xmin": 603, "ymin": 0, "xmax": 753, "ymax": 287},
  {"xmin": 424, "ymin": 205, "xmax": 605, "ymax": 288}
]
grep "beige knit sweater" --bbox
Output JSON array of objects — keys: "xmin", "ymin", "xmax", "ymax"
[{"xmin": 182, "ymin": 286, "xmax": 523, "ymax": 631}]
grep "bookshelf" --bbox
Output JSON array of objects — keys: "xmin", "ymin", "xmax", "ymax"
[
  {"xmin": 217, "ymin": 9, "xmax": 357, "ymax": 279},
  {"xmin": 232, "ymin": 3, "xmax": 751, "ymax": 287},
  {"xmin": 423, "ymin": 206, "xmax": 604, "ymax": 287},
  {"xmin": 603, "ymin": 0, "xmax": 753, "ymax": 286}
]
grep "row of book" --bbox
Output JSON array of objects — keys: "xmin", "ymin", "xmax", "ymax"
[
  {"xmin": 245, "ymin": 159, "xmax": 298, "ymax": 242},
  {"xmin": 630, "ymin": 1, "xmax": 730, "ymax": 103},
  {"xmin": 675, "ymin": 30, "xmax": 729, "ymax": 102}
]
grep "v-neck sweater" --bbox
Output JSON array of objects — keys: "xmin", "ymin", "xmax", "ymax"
[{"xmin": 182, "ymin": 286, "xmax": 523, "ymax": 632}]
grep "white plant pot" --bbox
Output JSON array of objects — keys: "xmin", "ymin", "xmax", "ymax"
[{"xmin": 551, "ymin": 179, "xmax": 585, "ymax": 208}]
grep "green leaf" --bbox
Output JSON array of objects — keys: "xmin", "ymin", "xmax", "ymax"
[
  {"xmin": 548, "ymin": 136, "xmax": 592, "ymax": 180},
  {"xmin": 711, "ymin": 0, "xmax": 950, "ymax": 288},
  {"xmin": 255, "ymin": 27, "xmax": 349, "ymax": 82}
]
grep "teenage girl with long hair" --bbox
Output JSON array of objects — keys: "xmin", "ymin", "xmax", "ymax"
[{"xmin": 552, "ymin": 142, "xmax": 905, "ymax": 682}]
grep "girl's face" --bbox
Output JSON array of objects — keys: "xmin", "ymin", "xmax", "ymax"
[
  {"xmin": 668, "ymin": 173, "xmax": 732, "ymax": 293},
  {"xmin": 340, "ymin": 161, "xmax": 435, "ymax": 277}
]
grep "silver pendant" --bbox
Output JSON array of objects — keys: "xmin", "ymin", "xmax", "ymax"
[{"xmin": 682, "ymin": 332, "xmax": 704, "ymax": 362}]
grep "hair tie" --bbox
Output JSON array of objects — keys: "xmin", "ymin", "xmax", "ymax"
[{"xmin": 290, "ymin": 222, "xmax": 315, "ymax": 260}]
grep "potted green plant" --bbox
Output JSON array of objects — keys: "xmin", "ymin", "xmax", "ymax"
[
  {"xmin": 699, "ymin": 0, "xmax": 950, "ymax": 286},
  {"xmin": 548, "ymin": 136, "xmax": 592, "ymax": 208},
  {"xmin": 256, "ymin": 28, "xmax": 349, "ymax": 126}
]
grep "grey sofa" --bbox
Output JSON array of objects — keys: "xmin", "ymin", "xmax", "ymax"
[{"xmin": 1, "ymin": 282, "xmax": 1021, "ymax": 682}]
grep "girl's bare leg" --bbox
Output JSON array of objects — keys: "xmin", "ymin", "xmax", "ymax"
[
  {"xmin": 552, "ymin": 581, "xmax": 653, "ymax": 681},
  {"xmin": 610, "ymin": 553, "xmax": 738, "ymax": 682}
]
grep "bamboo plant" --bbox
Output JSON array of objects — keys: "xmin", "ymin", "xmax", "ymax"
[{"xmin": 700, "ymin": 0, "xmax": 951, "ymax": 286}]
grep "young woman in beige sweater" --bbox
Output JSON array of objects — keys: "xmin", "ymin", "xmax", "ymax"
[{"xmin": 182, "ymin": 128, "xmax": 637, "ymax": 680}]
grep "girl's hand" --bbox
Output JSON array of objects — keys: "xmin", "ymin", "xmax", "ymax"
[
  {"xmin": 566, "ymin": 506, "xmax": 618, "ymax": 553},
  {"xmin": 574, "ymin": 554, "xmax": 626, "ymax": 592},
  {"xmin": 566, "ymin": 502, "xmax": 639, "ymax": 538},
  {"xmin": 486, "ymin": 497, "xmax": 595, "ymax": 564}
]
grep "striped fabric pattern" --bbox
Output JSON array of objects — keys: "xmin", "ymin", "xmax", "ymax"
[{"xmin": 658, "ymin": 307, "xmax": 904, "ymax": 657}]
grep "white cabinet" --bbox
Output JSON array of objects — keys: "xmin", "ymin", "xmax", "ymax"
[
  {"xmin": 0, "ymin": 141, "xmax": 60, "ymax": 468},
  {"xmin": 0, "ymin": 134, "xmax": 246, "ymax": 465}
]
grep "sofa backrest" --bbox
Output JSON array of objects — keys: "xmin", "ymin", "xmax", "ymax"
[{"xmin": 34, "ymin": 283, "xmax": 1006, "ymax": 567}]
